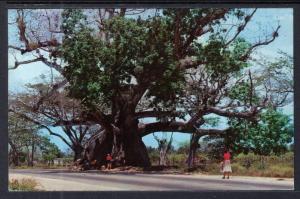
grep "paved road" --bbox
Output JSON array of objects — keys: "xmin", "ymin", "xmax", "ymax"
[{"xmin": 9, "ymin": 169, "xmax": 294, "ymax": 191}]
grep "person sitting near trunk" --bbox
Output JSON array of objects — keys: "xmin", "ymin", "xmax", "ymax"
[{"xmin": 106, "ymin": 153, "xmax": 113, "ymax": 170}]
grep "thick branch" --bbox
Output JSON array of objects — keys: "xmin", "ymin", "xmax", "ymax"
[
  {"xmin": 135, "ymin": 110, "xmax": 183, "ymax": 119},
  {"xmin": 207, "ymin": 106, "xmax": 258, "ymax": 120}
]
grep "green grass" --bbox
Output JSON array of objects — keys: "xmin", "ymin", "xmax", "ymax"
[{"xmin": 9, "ymin": 178, "xmax": 40, "ymax": 191}]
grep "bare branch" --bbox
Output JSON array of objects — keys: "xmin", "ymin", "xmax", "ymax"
[
  {"xmin": 9, "ymin": 57, "xmax": 43, "ymax": 70},
  {"xmin": 207, "ymin": 106, "xmax": 259, "ymax": 120},
  {"xmin": 224, "ymin": 9, "xmax": 257, "ymax": 47}
]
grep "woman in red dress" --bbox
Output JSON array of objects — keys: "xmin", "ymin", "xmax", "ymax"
[{"xmin": 222, "ymin": 149, "xmax": 232, "ymax": 179}]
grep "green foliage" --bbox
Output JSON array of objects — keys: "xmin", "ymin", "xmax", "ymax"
[
  {"xmin": 8, "ymin": 112, "xmax": 61, "ymax": 166},
  {"xmin": 228, "ymin": 81, "xmax": 259, "ymax": 105},
  {"xmin": 195, "ymin": 37, "xmax": 250, "ymax": 78},
  {"xmin": 59, "ymin": 9, "xmax": 255, "ymax": 111},
  {"xmin": 203, "ymin": 116, "xmax": 221, "ymax": 127},
  {"xmin": 228, "ymin": 109, "xmax": 293, "ymax": 155},
  {"xmin": 201, "ymin": 137, "xmax": 225, "ymax": 160},
  {"xmin": 39, "ymin": 136, "xmax": 62, "ymax": 162},
  {"xmin": 176, "ymin": 140, "xmax": 190, "ymax": 154},
  {"xmin": 61, "ymin": 10, "xmax": 181, "ymax": 107}
]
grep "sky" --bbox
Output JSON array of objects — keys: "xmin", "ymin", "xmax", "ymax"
[{"xmin": 8, "ymin": 8, "xmax": 294, "ymax": 152}]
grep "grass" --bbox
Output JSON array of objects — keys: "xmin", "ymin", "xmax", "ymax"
[
  {"xmin": 13, "ymin": 164, "xmax": 71, "ymax": 170},
  {"xmin": 9, "ymin": 178, "xmax": 40, "ymax": 191},
  {"xmin": 149, "ymin": 151, "xmax": 294, "ymax": 178}
]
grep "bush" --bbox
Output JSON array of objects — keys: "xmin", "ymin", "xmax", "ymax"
[
  {"xmin": 9, "ymin": 178, "xmax": 39, "ymax": 191},
  {"xmin": 234, "ymin": 153, "xmax": 257, "ymax": 169},
  {"xmin": 231, "ymin": 163, "xmax": 247, "ymax": 175},
  {"xmin": 204, "ymin": 162, "xmax": 221, "ymax": 174},
  {"xmin": 263, "ymin": 165, "xmax": 294, "ymax": 178},
  {"xmin": 168, "ymin": 153, "xmax": 186, "ymax": 167}
]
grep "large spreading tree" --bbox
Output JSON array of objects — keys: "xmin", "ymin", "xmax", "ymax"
[{"xmin": 9, "ymin": 8, "xmax": 293, "ymax": 167}]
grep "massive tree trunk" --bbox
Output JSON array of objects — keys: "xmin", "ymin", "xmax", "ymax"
[
  {"xmin": 83, "ymin": 130, "xmax": 113, "ymax": 167},
  {"xmin": 82, "ymin": 108, "xmax": 151, "ymax": 168},
  {"xmin": 112, "ymin": 110, "xmax": 150, "ymax": 167}
]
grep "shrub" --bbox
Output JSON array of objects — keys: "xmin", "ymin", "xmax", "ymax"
[
  {"xmin": 168, "ymin": 153, "xmax": 186, "ymax": 167},
  {"xmin": 9, "ymin": 178, "xmax": 39, "ymax": 191},
  {"xmin": 264, "ymin": 165, "xmax": 294, "ymax": 178},
  {"xmin": 231, "ymin": 163, "xmax": 247, "ymax": 175},
  {"xmin": 234, "ymin": 153, "xmax": 257, "ymax": 169}
]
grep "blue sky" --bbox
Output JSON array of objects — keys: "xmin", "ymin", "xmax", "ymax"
[{"xmin": 8, "ymin": 8, "xmax": 294, "ymax": 151}]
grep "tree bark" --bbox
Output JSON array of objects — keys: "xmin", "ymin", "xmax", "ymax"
[
  {"xmin": 73, "ymin": 144, "xmax": 84, "ymax": 162},
  {"xmin": 9, "ymin": 150, "xmax": 19, "ymax": 167},
  {"xmin": 9, "ymin": 142, "xmax": 19, "ymax": 167},
  {"xmin": 114, "ymin": 113, "xmax": 151, "ymax": 167},
  {"xmin": 159, "ymin": 148, "xmax": 168, "ymax": 166},
  {"xmin": 26, "ymin": 147, "xmax": 33, "ymax": 167},
  {"xmin": 30, "ymin": 142, "xmax": 35, "ymax": 167},
  {"xmin": 81, "ymin": 104, "xmax": 151, "ymax": 168},
  {"xmin": 187, "ymin": 134, "xmax": 201, "ymax": 168},
  {"xmin": 83, "ymin": 130, "xmax": 113, "ymax": 167}
]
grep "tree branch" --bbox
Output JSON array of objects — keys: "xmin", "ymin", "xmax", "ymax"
[
  {"xmin": 224, "ymin": 9, "xmax": 257, "ymax": 47},
  {"xmin": 207, "ymin": 106, "xmax": 258, "ymax": 120},
  {"xmin": 9, "ymin": 57, "xmax": 44, "ymax": 70},
  {"xmin": 182, "ymin": 8, "xmax": 230, "ymax": 54},
  {"xmin": 135, "ymin": 110, "xmax": 183, "ymax": 119}
]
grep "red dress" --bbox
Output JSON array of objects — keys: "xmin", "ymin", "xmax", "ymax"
[
  {"xmin": 224, "ymin": 152, "xmax": 231, "ymax": 160},
  {"xmin": 106, "ymin": 155, "xmax": 112, "ymax": 162},
  {"xmin": 223, "ymin": 152, "xmax": 232, "ymax": 172}
]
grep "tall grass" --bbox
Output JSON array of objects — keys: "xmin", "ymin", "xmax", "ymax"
[
  {"xmin": 149, "ymin": 151, "xmax": 294, "ymax": 178},
  {"xmin": 9, "ymin": 178, "xmax": 39, "ymax": 191}
]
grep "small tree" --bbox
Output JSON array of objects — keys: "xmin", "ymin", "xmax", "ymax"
[
  {"xmin": 9, "ymin": 80, "xmax": 96, "ymax": 162},
  {"xmin": 153, "ymin": 132, "xmax": 173, "ymax": 166},
  {"xmin": 228, "ymin": 109, "xmax": 293, "ymax": 168},
  {"xmin": 8, "ymin": 112, "xmax": 40, "ymax": 167},
  {"xmin": 39, "ymin": 136, "xmax": 61, "ymax": 165}
]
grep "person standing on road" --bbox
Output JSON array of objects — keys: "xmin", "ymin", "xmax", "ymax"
[
  {"xmin": 222, "ymin": 149, "xmax": 232, "ymax": 179},
  {"xmin": 106, "ymin": 153, "xmax": 113, "ymax": 170}
]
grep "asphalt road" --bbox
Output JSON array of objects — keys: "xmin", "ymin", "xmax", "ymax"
[{"xmin": 9, "ymin": 169, "xmax": 294, "ymax": 191}]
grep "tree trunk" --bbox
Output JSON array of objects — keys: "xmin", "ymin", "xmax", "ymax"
[
  {"xmin": 112, "ymin": 111, "xmax": 150, "ymax": 167},
  {"xmin": 73, "ymin": 144, "xmax": 84, "ymax": 162},
  {"xmin": 187, "ymin": 134, "xmax": 201, "ymax": 168},
  {"xmin": 122, "ymin": 130, "xmax": 151, "ymax": 167},
  {"xmin": 83, "ymin": 130, "xmax": 113, "ymax": 167},
  {"xmin": 159, "ymin": 148, "xmax": 168, "ymax": 166},
  {"xmin": 27, "ymin": 147, "xmax": 33, "ymax": 167},
  {"xmin": 9, "ymin": 143, "xmax": 19, "ymax": 167},
  {"xmin": 9, "ymin": 150, "xmax": 19, "ymax": 167},
  {"xmin": 81, "ymin": 109, "xmax": 151, "ymax": 168},
  {"xmin": 31, "ymin": 142, "xmax": 35, "ymax": 166}
]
